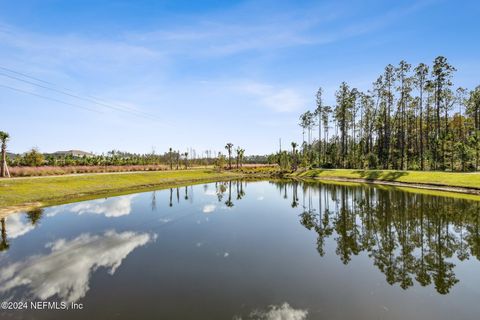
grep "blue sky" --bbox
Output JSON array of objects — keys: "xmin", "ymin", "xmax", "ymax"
[{"xmin": 1, "ymin": 0, "xmax": 479, "ymax": 155}]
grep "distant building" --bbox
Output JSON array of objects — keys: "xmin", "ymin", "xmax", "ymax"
[{"xmin": 53, "ymin": 150, "xmax": 94, "ymax": 157}]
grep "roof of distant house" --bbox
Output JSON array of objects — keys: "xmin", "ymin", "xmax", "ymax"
[{"xmin": 53, "ymin": 150, "xmax": 94, "ymax": 157}]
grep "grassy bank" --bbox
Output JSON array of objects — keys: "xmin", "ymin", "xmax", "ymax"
[
  {"xmin": 2, "ymin": 167, "xmax": 479, "ymax": 214},
  {"xmin": 293, "ymin": 169, "xmax": 480, "ymax": 190},
  {"xmin": 0, "ymin": 169, "xmax": 243, "ymax": 211}
]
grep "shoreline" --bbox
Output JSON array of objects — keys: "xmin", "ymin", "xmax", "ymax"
[
  {"xmin": 295, "ymin": 176, "xmax": 480, "ymax": 195},
  {"xmin": 0, "ymin": 169, "xmax": 245, "ymax": 217},
  {"xmin": 2, "ymin": 168, "xmax": 480, "ymax": 217},
  {"xmin": 291, "ymin": 169, "xmax": 480, "ymax": 189}
]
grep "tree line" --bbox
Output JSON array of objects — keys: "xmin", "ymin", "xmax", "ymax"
[
  {"xmin": 0, "ymin": 133, "xmax": 254, "ymax": 176},
  {"xmin": 275, "ymin": 56, "xmax": 480, "ymax": 171}
]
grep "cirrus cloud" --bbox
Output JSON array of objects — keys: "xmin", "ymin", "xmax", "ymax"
[{"xmin": 237, "ymin": 82, "xmax": 307, "ymax": 113}]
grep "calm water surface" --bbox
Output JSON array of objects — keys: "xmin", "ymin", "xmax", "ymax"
[{"xmin": 0, "ymin": 180, "xmax": 479, "ymax": 319}]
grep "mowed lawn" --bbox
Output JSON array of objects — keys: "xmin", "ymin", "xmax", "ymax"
[
  {"xmin": 2, "ymin": 168, "xmax": 480, "ymax": 209},
  {"xmin": 0, "ymin": 169, "xmax": 242, "ymax": 207},
  {"xmin": 295, "ymin": 169, "xmax": 480, "ymax": 189}
]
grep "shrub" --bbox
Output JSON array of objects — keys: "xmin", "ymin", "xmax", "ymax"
[{"xmin": 23, "ymin": 148, "xmax": 45, "ymax": 167}]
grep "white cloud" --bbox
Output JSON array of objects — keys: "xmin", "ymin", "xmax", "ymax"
[
  {"xmin": 125, "ymin": 1, "xmax": 431, "ymax": 58},
  {"xmin": 0, "ymin": 0, "xmax": 437, "ymax": 154},
  {"xmin": 238, "ymin": 82, "xmax": 306, "ymax": 113},
  {"xmin": 0, "ymin": 24, "xmax": 160, "ymax": 72},
  {"xmin": 202, "ymin": 204, "xmax": 217, "ymax": 213},
  {"xmin": 127, "ymin": 19, "xmax": 316, "ymax": 57},
  {"xmin": 0, "ymin": 230, "xmax": 153, "ymax": 303}
]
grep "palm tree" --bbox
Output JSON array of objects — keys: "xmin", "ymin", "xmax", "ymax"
[
  {"xmin": 291, "ymin": 142, "xmax": 298, "ymax": 170},
  {"xmin": 0, "ymin": 131, "xmax": 10, "ymax": 178},
  {"xmin": 291, "ymin": 142, "xmax": 297, "ymax": 154},
  {"xmin": 238, "ymin": 148, "xmax": 245, "ymax": 168},
  {"xmin": 184, "ymin": 152, "xmax": 189, "ymax": 169},
  {"xmin": 235, "ymin": 147, "xmax": 241, "ymax": 169},
  {"xmin": 225, "ymin": 143, "xmax": 233, "ymax": 169},
  {"xmin": 169, "ymin": 147, "xmax": 173, "ymax": 170},
  {"xmin": 176, "ymin": 150, "xmax": 180, "ymax": 170},
  {"xmin": 235, "ymin": 147, "xmax": 245, "ymax": 169}
]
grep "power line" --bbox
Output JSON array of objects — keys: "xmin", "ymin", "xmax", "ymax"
[
  {"xmin": 0, "ymin": 71, "xmax": 144, "ymax": 117},
  {"xmin": 0, "ymin": 84, "xmax": 102, "ymax": 114},
  {"xmin": 0, "ymin": 66, "xmax": 160, "ymax": 120},
  {"xmin": 0, "ymin": 66, "xmax": 57, "ymax": 86},
  {"xmin": 0, "ymin": 65, "xmax": 141, "ymax": 108},
  {"xmin": 0, "ymin": 71, "xmax": 157, "ymax": 120}
]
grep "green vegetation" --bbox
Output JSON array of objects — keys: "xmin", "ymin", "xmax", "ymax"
[
  {"xmin": 225, "ymin": 142, "xmax": 234, "ymax": 169},
  {"xmin": 3, "ymin": 132, "xmax": 255, "ymax": 177},
  {"xmin": 23, "ymin": 148, "xmax": 45, "ymax": 166},
  {"xmin": 269, "ymin": 56, "xmax": 480, "ymax": 172},
  {"xmin": 3, "ymin": 57, "xmax": 480, "ymax": 209},
  {"xmin": 296, "ymin": 176, "xmax": 480, "ymax": 201},
  {"xmin": 294, "ymin": 169, "xmax": 480, "ymax": 190},
  {"xmin": 0, "ymin": 169, "xmax": 243, "ymax": 209}
]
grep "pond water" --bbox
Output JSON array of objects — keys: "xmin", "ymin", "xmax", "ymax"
[{"xmin": 0, "ymin": 180, "xmax": 479, "ymax": 319}]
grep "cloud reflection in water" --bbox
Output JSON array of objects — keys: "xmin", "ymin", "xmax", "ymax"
[
  {"xmin": 235, "ymin": 303, "xmax": 308, "ymax": 320},
  {"xmin": 0, "ymin": 230, "xmax": 154, "ymax": 302},
  {"xmin": 48, "ymin": 195, "xmax": 137, "ymax": 218}
]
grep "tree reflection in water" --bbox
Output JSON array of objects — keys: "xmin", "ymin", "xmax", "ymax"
[
  {"xmin": 0, "ymin": 218, "xmax": 9, "ymax": 252},
  {"xmin": 273, "ymin": 181, "xmax": 480, "ymax": 295},
  {"xmin": 0, "ymin": 208, "xmax": 45, "ymax": 253}
]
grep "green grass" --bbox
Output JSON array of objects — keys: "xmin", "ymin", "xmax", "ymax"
[
  {"xmin": 297, "ymin": 176, "xmax": 480, "ymax": 201},
  {"xmin": 239, "ymin": 166, "xmax": 280, "ymax": 175},
  {"xmin": 2, "ymin": 167, "xmax": 480, "ymax": 212},
  {"xmin": 0, "ymin": 169, "xmax": 243, "ymax": 209},
  {"xmin": 293, "ymin": 169, "xmax": 480, "ymax": 189}
]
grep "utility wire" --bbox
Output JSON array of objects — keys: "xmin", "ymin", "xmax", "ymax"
[
  {"xmin": 0, "ymin": 66, "xmax": 57, "ymax": 86},
  {"xmin": 0, "ymin": 71, "xmax": 156, "ymax": 120},
  {"xmin": 0, "ymin": 65, "xmax": 147, "ymax": 110},
  {"xmin": 0, "ymin": 71, "xmax": 144, "ymax": 117},
  {"xmin": 0, "ymin": 83, "xmax": 102, "ymax": 114},
  {"xmin": 0, "ymin": 66, "xmax": 160, "ymax": 120}
]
